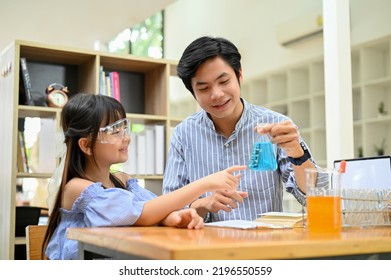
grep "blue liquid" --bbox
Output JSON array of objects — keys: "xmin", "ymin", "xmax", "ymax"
[{"xmin": 248, "ymin": 142, "xmax": 277, "ymax": 171}]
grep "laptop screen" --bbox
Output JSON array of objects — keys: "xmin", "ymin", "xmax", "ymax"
[{"xmin": 334, "ymin": 156, "xmax": 391, "ymax": 189}]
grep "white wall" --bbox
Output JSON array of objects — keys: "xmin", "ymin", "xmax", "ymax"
[
  {"xmin": 165, "ymin": 0, "xmax": 391, "ymax": 97},
  {"xmin": 350, "ymin": 0, "xmax": 391, "ymax": 45},
  {"xmin": 0, "ymin": 0, "xmax": 176, "ymax": 53}
]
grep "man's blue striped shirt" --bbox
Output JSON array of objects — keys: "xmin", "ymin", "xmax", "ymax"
[{"xmin": 163, "ymin": 99, "xmax": 311, "ymax": 222}]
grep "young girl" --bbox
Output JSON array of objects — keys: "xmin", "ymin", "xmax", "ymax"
[{"xmin": 43, "ymin": 93, "xmax": 246, "ymax": 260}]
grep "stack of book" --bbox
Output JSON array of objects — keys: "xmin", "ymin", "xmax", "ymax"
[
  {"xmin": 99, "ymin": 66, "xmax": 121, "ymax": 102},
  {"xmin": 205, "ymin": 212, "xmax": 306, "ymax": 229},
  {"xmin": 123, "ymin": 124, "xmax": 165, "ymax": 176},
  {"xmin": 255, "ymin": 212, "xmax": 306, "ymax": 228}
]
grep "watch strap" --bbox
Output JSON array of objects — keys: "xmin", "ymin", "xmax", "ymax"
[{"xmin": 287, "ymin": 142, "xmax": 311, "ymax": 166}]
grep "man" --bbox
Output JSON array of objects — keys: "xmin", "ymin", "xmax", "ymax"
[{"xmin": 163, "ymin": 36, "xmax": 316, "ymax": 222}]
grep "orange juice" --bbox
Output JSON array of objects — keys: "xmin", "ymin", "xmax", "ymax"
[{"xmin": 306, "ymin": 196, "xmax": 342, "ymax": 234}]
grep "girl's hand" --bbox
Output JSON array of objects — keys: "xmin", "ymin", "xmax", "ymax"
[
  {"xmin": 162, "ymin": 208, "xmax": 204, "ymax": 229},
  {"xmin": 200, "ymin": 165, "xmax": 247, "ymax": 192}
]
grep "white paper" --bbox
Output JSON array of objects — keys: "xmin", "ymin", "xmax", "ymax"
[{"xmin": 205, "ymin": 220, "xmax": 285, "ymax": 229}]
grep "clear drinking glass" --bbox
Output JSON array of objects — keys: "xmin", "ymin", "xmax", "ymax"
[{"xmin": 305, "ymin": 167, "xmax": 342, "ymax": 235}]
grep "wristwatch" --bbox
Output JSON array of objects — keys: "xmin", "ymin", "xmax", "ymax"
[{"xmin": 287, "ymin": 142, "xmax": 311, "ymax": 166}]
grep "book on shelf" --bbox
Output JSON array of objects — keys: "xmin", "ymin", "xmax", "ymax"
[
  {"xmin": 16, "ymin": 134, "xmax": 24, "ymax": 172},
  {"xmin": 17, "ymin": 131, "xmax": 29, "ymax": 173},
  {"xmin": 110, "ymin": 71, "xmax": 121, "ymax": 102},
  {"xmin": 136, "ymin": 134, "xmax": 147, "ymax": 175},
  {"xmin": 98, "ymin": 68, "xmax": 121, "ymax": 101},
  {"xmin": 205, "ymin": 212, "xmax": 306, "ymax": 230},
  {"xmin": 19, "ymin": 57, "xmax": 35, "ymax": 106},
  {"xmin": 154, "ymin": 124, "xmax": 165, "ymax": 175},
  {"xmin": 38, "ymin": 118, "xmax": 57, "ymax": 173},
  {"xmin": 145, "ymin": 127, "xmax": 155, "ymax": 175},
  {"xmin": 105, "ymin": 74, "xmax": 112, "ymax": 98},
  {"xmin": 99, "ymin": 66, "xmax": 106, "ymax": 96},
  {"xmin": 122, "ymin": 124, "xmax": 165, "ymax": 176},
  {"xmin": 123, "ymin": 131, "xmax": 137, "ymax": 175}
]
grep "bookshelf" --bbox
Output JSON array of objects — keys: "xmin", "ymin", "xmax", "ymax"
[
  {"xmin": 242, "ymin": 35, "xmax": 391, "ymax": 164},
  {"xmin": 0, "ymin": 40, "xmax": 179, "ymax": 259},
  {"xmin": 241, "ymin": 35, "xmax": 391, "ymax": 211}
]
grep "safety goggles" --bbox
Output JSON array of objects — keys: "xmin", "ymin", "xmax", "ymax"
[{"xmin": 97, "ymin": 118, "xmax": 130, "ymax": 144}]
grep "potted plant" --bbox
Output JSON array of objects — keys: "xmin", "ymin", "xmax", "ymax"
[
  {"xmin": 357, "ymin": 146, "xmax": 363, "ymax": 158},
  {"xmin": 378, "ymin": 101, "xmax": 388, "ymax": 117},
  {"xmin": 373, "ymin": 138, "xmax": 387, "ymax": 156}
]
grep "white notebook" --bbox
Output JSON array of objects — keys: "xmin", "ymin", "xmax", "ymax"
[{"xmin": 205, "ymin": 220, "xmax": 286, "ymax": 230}]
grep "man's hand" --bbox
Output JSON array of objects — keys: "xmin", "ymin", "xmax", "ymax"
[
  {"xmin": 190, "ymin": 190, "xmax": 248, "ymax": 217},
  {"xmin": 256, "ymin": 120, "xmax": 303, "ymax": 158},
  {"xmin": 257, "ymin": 120, "xmax": 314, "ymax": 192}
]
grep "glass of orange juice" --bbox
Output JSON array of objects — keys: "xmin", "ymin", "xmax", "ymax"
[{"xmin": 305, "ymin": 167, "xmax": 342, "ymax": 235}]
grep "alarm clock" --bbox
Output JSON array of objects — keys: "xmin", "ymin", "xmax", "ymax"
[{"xmin": 46, "ymin": 83, "xmax": 69, "ymax": 108}]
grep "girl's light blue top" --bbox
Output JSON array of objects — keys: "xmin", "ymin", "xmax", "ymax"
[{"xmin": 45, "ymin": 178, "xmax": 157, "ymax": 260}]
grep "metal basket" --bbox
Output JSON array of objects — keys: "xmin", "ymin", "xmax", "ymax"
[{"xmin": 342, "ymin": 188, "xmax": 391, "ymax": 227}]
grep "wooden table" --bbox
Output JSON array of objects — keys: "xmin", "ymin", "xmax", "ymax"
[{"xmin": 67, "ymin": 226, "xmax": 391, "ymax": 260}]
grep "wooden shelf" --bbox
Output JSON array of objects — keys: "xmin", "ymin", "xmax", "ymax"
[
  {"xmin": 0, "ymin": 40, "xmax": 176, "ymax": 259},
  {"xmin": 16, "ymin": 172, "xmax": 53, "ymax": 179}
]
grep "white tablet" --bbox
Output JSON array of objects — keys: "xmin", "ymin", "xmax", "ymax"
[{"xmin": 334, "ymin": 156, "xmax": 391, "ymax": 189}]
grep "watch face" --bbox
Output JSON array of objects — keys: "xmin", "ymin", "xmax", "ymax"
[{"xmin": 48, "ymin": 91, "xmax": 67, "ymax": 107}]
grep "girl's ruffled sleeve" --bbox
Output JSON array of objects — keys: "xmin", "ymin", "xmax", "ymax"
[{"xmin": 73, "ymin": 180, "xmax": 157, "ymax": 227}]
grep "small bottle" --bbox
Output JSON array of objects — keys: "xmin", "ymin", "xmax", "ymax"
[{"xmin": 248, "ymin": 124, "xmax": 278, "ymax": 171}]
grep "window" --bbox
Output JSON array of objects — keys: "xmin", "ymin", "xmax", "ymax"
[{"xmin": 109, "ymin": 11, "xmax": 164, "ymax": 59}]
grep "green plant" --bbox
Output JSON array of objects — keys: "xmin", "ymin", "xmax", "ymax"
[
  {"xmin": 378, "ymin": 101, "xmax": 388, "ymax": 115},
  {"xmin": 373, "ymin": 139, "xmax": 387, "ymax": 156},
  {"xmin": 357, "ymin": 146, "xmax": 363, "ymax": 158}
]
